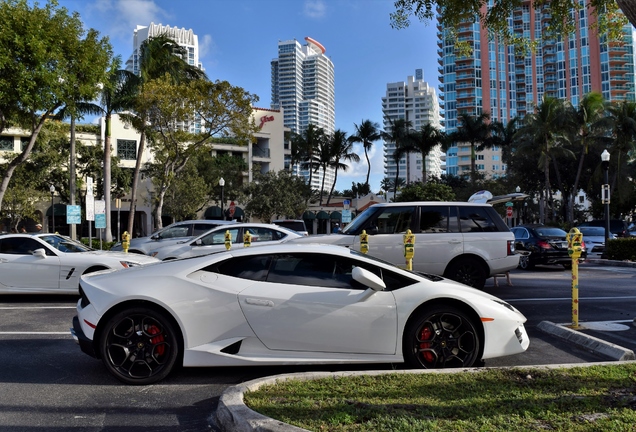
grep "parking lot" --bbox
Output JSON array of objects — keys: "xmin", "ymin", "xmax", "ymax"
[{"xmin": 0, "ymin": 262, "xmax": 634, "ymax": 431}]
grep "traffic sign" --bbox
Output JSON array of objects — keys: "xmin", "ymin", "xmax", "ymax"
[
  {"xmin": 229, "ymin": 201, "xmax": 236, "ymax": 218},
  {"xmin": 66, "ymin": 205, "xmax": 81, "ymax": 224},
  {"xmin": 506, "ymin": 207, "xmax": 513, "ymax": 218}
]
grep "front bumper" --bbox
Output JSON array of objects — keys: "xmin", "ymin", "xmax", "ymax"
[{"xmin": 71, "ymin": 315, "xmax": 98, "ymax": 358}]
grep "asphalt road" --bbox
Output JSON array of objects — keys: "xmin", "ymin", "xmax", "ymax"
[{"xmin": 0, "ymin": 261, "xmax": 634, "ymax": 431}]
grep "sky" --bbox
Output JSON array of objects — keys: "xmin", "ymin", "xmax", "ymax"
[{"xmin": 55, "ymin": 0, "xmax": 440, "ymax": 193}]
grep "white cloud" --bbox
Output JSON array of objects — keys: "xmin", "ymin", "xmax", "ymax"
[
  {"xmin": 88, "ymin": 0, "xmax": 171, "ymax": 43},
  {"xmin": 303, "ymin": 0, "xmax": 326, "ymax": 19},
  {"xmin": 336, "ymin": 141, "xmax": 385, "ymax": 192},
  {"xmin": 198, "ymin": 34, "xmax": 215, "ymax": 60}
]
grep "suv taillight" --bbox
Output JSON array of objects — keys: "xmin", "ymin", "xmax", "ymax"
[{"xmin": 507, "ymin": 240, "xmax": 515, "ymax": 255}]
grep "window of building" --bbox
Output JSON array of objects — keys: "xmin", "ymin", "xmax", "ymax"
[
  {"xmin": 0, "ymin": 137, "xmax": 13, "ymax": 151},
  {"xmin": 117, "ymin": 139, "xmax": 137, "ymax": 160}
]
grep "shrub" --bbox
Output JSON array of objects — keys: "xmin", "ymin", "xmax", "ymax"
[{"xmin": 605, "ymin": 237, "xmax": 636, "ymax": 261}]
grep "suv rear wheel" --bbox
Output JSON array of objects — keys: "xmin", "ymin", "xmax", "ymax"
[{"xmin": 444, "ymin": 257, "xmax": 487, "ymax": 289}]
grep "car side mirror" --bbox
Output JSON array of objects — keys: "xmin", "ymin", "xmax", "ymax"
[
  {"xmin": 32, "ymin": 248, "xmax": 46, "ymax": 258},
  {"xmin": 151, "ymin": 234, "xmax": 160, "ymax": 240},
  {"xmin": 195, "ymin": 239, "xmax": 202, "ymax": 246},
  {"xmin": 352, "ymin": 267, "xmax": 386, "ymax": 291}
]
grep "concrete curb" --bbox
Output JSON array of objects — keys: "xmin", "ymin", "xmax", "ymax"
[
  {"xmin": 215, "ymin": 361, "xmax": 636, "ymax": 432},
  {"xmin": 537, "ymin": 320, "xmax": 636, "ymax": 361},
  {"xmin": 585, "ymin": 258, "xmax": 636, "ymax": 268}
]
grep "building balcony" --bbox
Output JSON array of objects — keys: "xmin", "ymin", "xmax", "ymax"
[
  {"xmin": 437, "ymin": 39, "xmax": 443, "ymax": 48},
  {"xmin": 456, "ymin": 62, "xmax": 475, "ymax": 71},
  {"xmin": 456, "ymin": 82, "xmax": 475, "ymax": 90},
  {"xmin": 456, "ymin": 72, "xmax": 476, "ymax": 81},
  {"xmin": 457, "ymin": 92, "xmax": 476, "ymax": 100},
  {"xmin": 544, "ymin": 55, "xmax": 556, "ymax": 64},
  {"xmin": 609, "ymin": 54, "xmax": 630, "ymax": 64},
  {"xmin": 438, "ymin": 56, "xmax": 444, "ymax": 66},
  {"xmin": 544, "ymin": 74, "xmax": 557, "ymax": 84}
]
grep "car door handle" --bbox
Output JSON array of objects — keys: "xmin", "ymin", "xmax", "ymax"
[{"xmin": 244, "ymin": 298, "xmax": 274, "ymax": 307}]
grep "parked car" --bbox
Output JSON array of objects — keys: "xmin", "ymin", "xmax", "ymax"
[
  {"xmin": 271, "ymin": 219, "xmax": 309, "ymax": 236},
  {"xmin": 576, "ymin": 226, "xmax": 616, "ymax": 255},
  {"xmin": 71, "ymin": 243, "xmax": 529, "ymax": 385},
  {"xmin": 578, "ymin": 219, "xmax": 631, "ymax": 238},
  {"xmin": 152, "ymin": 223, "xmax": 302, "ymax": 260},
  {"xmin": 0, "ymin": 233, "xmax": 158, "ymax": 294},
  {"xmin": 286, "ymin": 202, "xmax": 518, "ymax": 289},
  {"xmin": 510, "ymin": 225, "xmax": 587, "ymax": 270},
  {"xmin": 110, "ymin": 220, "xmax": 237, "ymax": 255}
]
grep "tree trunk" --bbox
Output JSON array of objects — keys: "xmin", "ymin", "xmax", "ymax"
[
  {"xmin": 103, "ymin": 115, "xmax": 113, "ymax": 242},
  {"xmin": 364, "ymin": 147, "xmax": 371, "ymax": 186},
  {"xmin": 617, "ymin": 0, "xmax": 636, "ymax": 29},
  {"xmin": 127, "ymin": 130, "xmax": 146, "ymax": 237}
]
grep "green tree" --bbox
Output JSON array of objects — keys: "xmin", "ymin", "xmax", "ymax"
[
  {"xmin": 326, "ymin": 130, "xmax": 360, "ymax": 205},
  {"xmin": 195, "ymin": 151, "xmax": 248, "ymax": 206},
  {"xmin": 390, "ymin": 0, "xmax": 628, "ymax": 50},
  {"xmin": 0, "ymin": 0, "xmax": 111, "ymax": 211},
  {"xmin": 161, "ymin": 162, "xmax": 208, "ymax": 222},
  {"xmin": 515, "ymin": 97, "xmax": 573, "ymax": 223},
  {"xmin": 448, "ymin": 112, "xmax": 495, "ymax": 188},
  {"xmin": 382, "ymin": 118, "xmax": 417, "ymax": 198},
  {"xmin": 124, "ymin": 34, "xmax": 208, "ymax": 236},
  {"xmin": 140, "ymin": 76, "xmax": 257, "ymax": 230},
  {"xmin": 290, "ymin": 124, "xmax": 327, "ymax": 190},
  {"xmin": 241, "ymin": 171, "xmax": 311, "ymax": 223},
  {"xmin": 604, "ymin": 100, "xmax": 636, "ymax": 216},
  {"xmin": 414, "ymin": 123, "xmax": 446, "ymax": 183},
  {"xmin": 395, "ymin": 181, "xmax": 456, "ymax": 202},
  {"xmin": 350, "ymin": 119, "xmax": 382, "ymax": 188}
]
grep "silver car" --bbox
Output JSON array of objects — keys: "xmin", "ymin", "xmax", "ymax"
[{"xmin": 110, "ymin": 220, "xmax": 237, "ymax": 255}]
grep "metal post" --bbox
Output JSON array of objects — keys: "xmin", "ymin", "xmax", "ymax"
[
  {"xmin": 219, "ymin": 177, "xmax": 225, "ymax": 221},
  {"xmin": 49, "ymin": 185, "xmax": 55, "ymax": 234},
  {"xmin": 601, "ymin": 149, "xmax": 611, "ymax": 249}
]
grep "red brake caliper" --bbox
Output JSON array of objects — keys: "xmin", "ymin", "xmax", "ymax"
[
  {"xmin": 148, "ymin": 325, "xmax": 165, "ymax": 356},
  {"xmin": 419, "ymin": 325, "xmax": 434, "ymax": 363}
]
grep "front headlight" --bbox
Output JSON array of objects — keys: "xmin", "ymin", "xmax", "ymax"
[
  {"xmin": 119, "ymin": 261, "xmax": 141, "ymax": 268},
  {"xmin": 491, "ymin": 299, "xmax": 518, "ymax": 313}
]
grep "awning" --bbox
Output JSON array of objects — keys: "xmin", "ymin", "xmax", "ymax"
[
  {"xmin": 302, "ymin": 211, "xmax": 316, "ymax": 220},
  {"xmin": 204, "ymin": 206, "xmax": 222, "ymax": 219},
  {"xmin": 46, "ymin": 203, "xmax": 67, "ymax": 217},
  {"xmin": 329, "ymin": 211, "xmax": 341, "ymax": 221},
  {"xmin": 316, "ymin": 211, "xmax": 329, "ymax": 220}
]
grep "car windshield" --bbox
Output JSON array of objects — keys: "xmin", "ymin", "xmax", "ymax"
[
  {"xmin": 535, "ymin": 228, "xmax": 567, "ymax": 237},
  {"xmin": 40, "ymin": 235, "xmax": 92, "ymax": 253},
  {"xmin": 341, "ymin": 207, "xmax": 376, "ymax": 235},
  {"xmin": 578, "ymin": 227, "xmax": 606, "ymax": 236}
]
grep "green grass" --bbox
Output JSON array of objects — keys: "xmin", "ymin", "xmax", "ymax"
[{"xmin": 244, "ymin": 364, "xmax": 636, "ymax": 431}]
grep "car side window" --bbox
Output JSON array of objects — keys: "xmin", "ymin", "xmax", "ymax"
[
  {"xmin": 246, "ymin": 228, "xmax": 276, "ymax": 242},
  {"xmin": 193, "ymin": 223, "xmax": 216, "ymax": 236},
  {"xmin": 367, "ymin": 207, "xmax": 415, "ymax": 234},
  {"xmin": 458, "ymin": 206, "xmax": 499, "ymax": 232},
  {"xmin": 201, "ymin": 228, "xmax": 239, "ymax": 246},
  {"xmin": 0, "ymin": 238, "xmax": 52, "ymax": 255},
  {"xmin": 161, "ymin": 225, "xmax": 190, "ymax": 239},
  {"xmin": 206, "ymin": 255, "xmax": 271, "ymax": 281},
  {"xmin": 420, "ymin": 205, "xmax": 454, "ymax": 233}
]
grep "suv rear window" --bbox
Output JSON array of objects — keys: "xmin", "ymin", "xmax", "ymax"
[{"xmin": 273, "ymin": 221, "xmax": 307, "ymax": 233}]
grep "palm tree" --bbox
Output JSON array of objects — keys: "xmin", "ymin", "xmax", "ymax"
[
  {"xmin": 515, "ymin": 97, "xmax": 572, "ymax": 223},
  {"xmin": 326, "ymin": 131, "xmax": 360, "ymax": 205},
  {"xmin": 125, "ymin": 34, "xmax": 207, "ymax": 235},
  {"xmin": 448, "ymin": 112, "xmax": 495, "ymax": 188},
  {"xmin": 414, "ymin": 123, "xmax": 445, "ymax": 183},
  {"xmin": 290, "ymin": 124, "xmax": 327, "ymax": 192},
  {"xmin": 382, "ymin": 117, "xmax": 417, "ymax": 198},
  {"xmin": 314, "ymin": 132, "xmax": 333, "ymax": 205},
  {"xmin": 567, "ymin": 92, "xmax": 607, "ymax": 222},
  {"xmin": 605, "ymin": 100, "xmax": 636, "ymax": 207},
  {"xmin": 349, "ymin": 119, "xmax": 381, "ymax": 187}
]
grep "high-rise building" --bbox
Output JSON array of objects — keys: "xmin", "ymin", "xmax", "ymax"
[
  {"xmin": 126, "ymin": 23, "xmax": 204, "ymax": 134},
  {"xmin": 271, "ymin": 37, "xmax": 336, "ymax": 191},
  {"xmin": 438, "ymin": 2, "xmax": 635, "ymax": 178},
  {"xmin": 382, "ymin": 69, "xmax": 445, "ymax": 186}
]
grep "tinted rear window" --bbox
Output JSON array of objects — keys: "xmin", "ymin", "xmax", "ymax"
[{"xmin": 274, "ymin": 221, "xmax": 306, "ymax": 232}]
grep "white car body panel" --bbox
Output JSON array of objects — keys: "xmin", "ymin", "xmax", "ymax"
[
  {"xmin": 74, "ymin": 244, "xmax": 528, "ymax": 371},
  {"xmin": 153, "ymin": 223, "xmax": 302, "ymax": 260},
  {"xmin": 0, "ymin": 234, "xmax": 158, "ymax": 294}
]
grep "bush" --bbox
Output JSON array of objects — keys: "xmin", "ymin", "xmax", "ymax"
[
  {"xmin": 605, "ymin": 237, "xmax": 636, "ymax": 261},
  {"xmin": 79, "ymin": 238, "xmax": 117, "ymax": 251}
]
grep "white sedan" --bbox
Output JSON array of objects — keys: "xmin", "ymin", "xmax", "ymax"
[
  {"xmin": 152, "ymin": 223, "xmax": 302, "ymax": 260},
  {"xmin": 0, "ymin": 233, "xmax": 158, "ymax": 294},
  {"xmin": 71, "ymin": 243, "xmax": 529, "ymax": 385}
]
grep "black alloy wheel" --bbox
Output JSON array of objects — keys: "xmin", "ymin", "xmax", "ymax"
[
  {"xmin": 403, "ymin": 306, "xmax": 481, "ymax": 369},
  {"xmin": 445, "ymin": 257, "xmax": 486, "ymax": 289},
  {"xmin": 99, "ymin": 307, "xmax": 179, "ymax": 385},
  {"xmin": 518, "ymin": 254, "xmax": 534, "ymax": 270}
]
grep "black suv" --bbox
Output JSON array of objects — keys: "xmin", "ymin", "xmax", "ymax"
[{"xmin": 578, "ymin": 219, "xmax": 631, "ymax": 238}]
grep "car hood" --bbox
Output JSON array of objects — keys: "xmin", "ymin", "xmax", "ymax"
[
  {"xmin": 85, "ymin": 250, "xmax": 159, "ymax": 264},
  {"xmin": 287, "ymin": 234, "xmax": 354, "ymax": 246}
]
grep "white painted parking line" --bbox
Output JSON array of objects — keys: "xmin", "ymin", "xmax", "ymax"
[
  {"xmin": 507, "ymin": 295, "xmax": 636, "ymax": 302},
  {"xmin": 0, "ymin": 332, "xmax": 70, "ymax": 335},
  {"xmin": 0, "ymin": 306, "xmax": 75, "ymax": 309}
]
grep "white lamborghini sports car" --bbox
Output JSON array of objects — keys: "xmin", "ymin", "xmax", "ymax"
[{"xmin": 71, "ymin": 243, "xmax": 529, "ymax": 385}]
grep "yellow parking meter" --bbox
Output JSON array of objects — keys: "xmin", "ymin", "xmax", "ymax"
[
  {"xmin": 224, "ymin": 230, "xmax": 232, "ymax": 250},
  {"xmin": 359, "ymin": 230, "xmax": 369, "ymax": 254},
  {"xmin": 243, "ymin": 231, "xmax": 252, "ymax": 248},
  {"xmin": 403, "ymin": 229, "xmax": 415, "ymax": 271},
  {"xmin": 122, "ymin": 231, "xmax": 130, "ymax": 253},
  {"xmin": 566, "ymin": 227, "xmax": 583, "ymax": 328}
]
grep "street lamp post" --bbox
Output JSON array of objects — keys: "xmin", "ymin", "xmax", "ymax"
[
  {"xmin": 516, "ymin": 186, "xmax": 521, "ymax": 226},
  {"xmin": 49, "ymin": 185, "xmax": 55, "ymax": 234},
  {"xmin": 219, "ymin": 177, "xmax": 225, "ymax": 220},
  {"xmin": 601, "ymin": 149, "xmax": 611, "ymax": 246}
]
